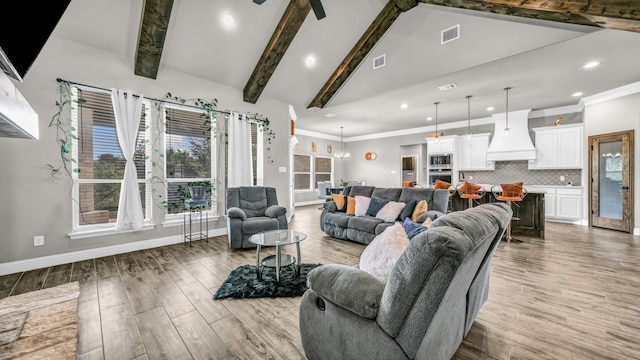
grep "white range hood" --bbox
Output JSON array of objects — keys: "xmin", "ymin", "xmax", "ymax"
[
  {"xmin": 486, "ymin": 109, "xmax": 535, "ymax": 162},
  {"xmin": 0, "ymin": 70, "xmax": 38, "ymax": 139}
]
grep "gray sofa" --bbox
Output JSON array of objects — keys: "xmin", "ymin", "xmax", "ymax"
[
  {"xmin": 320, "ymin": 185, "xmax": 450, "ymax": 244},
  {"xmin": 300, "ymin": 203, "xmax": 512, "ymax": 360}
]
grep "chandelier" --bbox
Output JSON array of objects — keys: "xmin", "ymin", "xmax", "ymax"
[{"xmin": 334, "ymin": 126, "xmax": 350, "ymax": 160}]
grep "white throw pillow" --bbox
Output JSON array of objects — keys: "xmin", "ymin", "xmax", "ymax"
[
  {"xmin": 359, "ymin": 223, "xmax": 409, "ymax": 282},
  {"xmin": 375, "ymin": 201, "xmax": 406, "ymax": 222},
  {"xmin": 354, "ymin": 196, "xmax": 372, "ymax": 217}
]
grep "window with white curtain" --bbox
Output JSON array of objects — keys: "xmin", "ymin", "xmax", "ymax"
[
  {"xmin": 163, "ymin": 104, "xmax": 217, "ymax": 217},
  {"xmin": 293, "ymin": 154, "xmax": 312, "ymax": 190},
  {"xmin": 224, "ymin": 119, "xmax": 263, "ymax": 188},
  {"xmin": 71, "ymin": 88, "xmax": 150, "ymax": 230}
]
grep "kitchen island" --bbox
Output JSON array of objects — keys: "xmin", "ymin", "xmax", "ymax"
[{"xmin": 450, "ymin": 187, "xmax": 545, "ymax": 240}]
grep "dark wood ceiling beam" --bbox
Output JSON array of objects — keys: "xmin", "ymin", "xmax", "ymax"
[
  {"xmin": 418, "ymin": 0, "xmax": 640, "ymax": 32},
  {"xmin": 243, "ymin": 0, "xmax": 311, "ymax": 104},
  {"xmin": 134, "ymin": 0, "xmax": 174, "ymax": 79},
  {"xmin": 307, "ymin": 1, "xmax": 405, "ymax": 110},
  {"xmin": 391, "ymin": 0, "xmax": 418, "ymax": 12}
]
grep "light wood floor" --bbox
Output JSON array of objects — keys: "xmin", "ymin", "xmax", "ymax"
[{"xmin": 1, "ymin": 205, "xmax": 639, "ymax": 359}]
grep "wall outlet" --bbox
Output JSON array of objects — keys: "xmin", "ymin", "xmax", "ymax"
[
  {"xmin": 279, "ymin": 167, "xmax": 287, "ymax": 173},
  {"xmin": 391, "ymin": 170, "xmax": 397, "ymax": 174},
  {"xmin": 560, "ymin": 175, "xmax": 566, "ymax": 181},
  {"xmin": 469, "ymin": 175, "xmax": 473, "ymax": 180},
  {"xmin": 33, "ymin": 235, "xmax": 44, "ymax": 247}
]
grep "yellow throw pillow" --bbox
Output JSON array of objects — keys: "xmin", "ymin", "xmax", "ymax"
[
  {"xmin": 411, "ymin": 200, "xmax": 428, "ymax": 222},
  {"xmin": 331, "ymin": 193, "xmax": 346, "ymax": 211},
  {"xmin": 346, "ymin": 196, "xmax": 356, "ymax": 215}
]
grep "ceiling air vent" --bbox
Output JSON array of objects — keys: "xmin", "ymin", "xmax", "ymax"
[
  {"xmin": 438, "ymin": 83, "xmax": 458, "ymax": 91},
  {"xmin": 441, "ymin": 24, "xmax": 460, "ymax": 45},
  {"xmin": 373, "ymin": 54, "xmax": 385, "ymax": 69}
]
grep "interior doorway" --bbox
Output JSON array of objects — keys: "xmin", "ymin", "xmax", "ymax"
[{"xmin": 589, "ymin": 130, "xmax": 634, "ymax": 233}]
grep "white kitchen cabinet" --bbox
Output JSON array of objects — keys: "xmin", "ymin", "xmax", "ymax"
[
  {"xmin": 528, "ymin": 186, "xmax": 583, "ymax": 221},
  {"xmin": 456, "ymin": 133, "xmax": 494, "ymax": 170},
  {"xmin": 529, "ymin": 123, "xmax": 583, "ymax": 169},
  {"xmin": 556, "ymin": 187, "xmax": 583, "ymax": 219},
  {"xmin": 426, "ymin": 136, "xmax": 456, "ymax": 155}
]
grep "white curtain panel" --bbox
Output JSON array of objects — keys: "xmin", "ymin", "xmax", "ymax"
[
  {"xmin": 227, "ymin": 112, "xmax": 253, "ymax": 187},
  {"xmin": 111, "ymin": 88, "xmax": 145, "ymax": 231}
]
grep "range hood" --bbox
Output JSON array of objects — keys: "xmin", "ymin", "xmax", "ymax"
[
  {"xmin": 0, "ymin": 71, "xmax": 39, "ymax": 139},
  {"xmin": 486, "ymin": 109, "xmax": 535, "ymax": 161}
]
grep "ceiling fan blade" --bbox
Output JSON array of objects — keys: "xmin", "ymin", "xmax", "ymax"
[{"xmin": 308, "ymin": 0, "xmax": 326, "ymax": 20}]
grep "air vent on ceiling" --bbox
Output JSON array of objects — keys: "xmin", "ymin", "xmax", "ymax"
[
  {"xmin": 373, "ymin": 54, "xmax": 385, "ymax": 69},
  {"xmin": 441, "ymin": 24, "xmax": 460, "ymax": 45},
  {"xmin": 438, "ymin": 83, "xmax": 458, "ymax": 91}
]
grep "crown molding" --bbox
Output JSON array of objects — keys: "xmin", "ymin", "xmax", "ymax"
[{"xmin": 580, "ymin": 81, "xmax": 640, "ymax": 106}]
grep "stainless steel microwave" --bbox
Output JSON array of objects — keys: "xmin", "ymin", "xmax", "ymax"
[{"xmin": 428, "ymin": 153, "xmax": 452, "ymax": 168}]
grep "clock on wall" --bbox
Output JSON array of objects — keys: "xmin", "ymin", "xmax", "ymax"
[{"xmin": 365, "ymin": 152, "xmax": 377, "ymax": 161}]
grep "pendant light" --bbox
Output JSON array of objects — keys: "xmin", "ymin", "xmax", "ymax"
[
  {"xmin": 504, "ymin": 87, "xmax": 511, "ymax": 134},
  {"xmin": 334, "ymin": 126, "xmax": 350, "ymax": 160},
  {"xmin": 465, "ymin": 95, "xmax": 472, "ymax": 139}
]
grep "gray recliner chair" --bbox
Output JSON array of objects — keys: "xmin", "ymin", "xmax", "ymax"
[
  {"xmin": 299, "ymin": 203, "xmax": 512, "ymax": 360},
  {"xmin": 226, "ymin": 186, "xmax": 287, "ymax": 249}
]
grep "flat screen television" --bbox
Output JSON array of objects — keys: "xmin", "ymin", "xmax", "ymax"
[
  {"xmin": 402, "ymin": 157, "xmax": 415, "ymax": 171},
  {"xmin": 0, "ymin": 2, "xmax": 71, "ymax": 81}
]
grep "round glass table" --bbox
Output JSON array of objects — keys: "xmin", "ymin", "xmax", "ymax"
[{"xmin": 248, "ymin": 230, "xmax": 308, "ymax": 282}]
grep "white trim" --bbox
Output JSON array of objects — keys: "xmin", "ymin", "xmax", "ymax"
[
  {"xmin": 580, "ymin": 81, "xmax": 640, "ymax": 106},
  {"xmin": 0, "ymin": 228, "xmax": 227, "ymax": 276},
  {"xmin": 69, "ymin": 223, "xmax": 155, "ymax": 240},
  {"xmin": 296, "ymin": 128, "xmax": 341, "ymax": 141},
  {"xmin": 295, "ymin": 199, "xmax": 326, "ymax": 207},
  {"xmin": 529, "ymin": 104, "xmax": 584, "ymax": 118},
  {"xmin": 634, "ymin": 227, "xmax": 640, "ymax": 236}
]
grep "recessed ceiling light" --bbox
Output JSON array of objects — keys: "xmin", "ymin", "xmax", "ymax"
[
  {"xmin": 583, "ymin": 61, "xmax": 600, "ymax": 69},
  {"xmin": 572, "ymin": 92, "xmax": 583, "ymax": 97},
  {"xmin": 401, "ymin": 103, "xmax": 408, "ymax": 109},
  {"xmin": 305, "ymin": 55, "xmax": 317, "ymax": 69},
  {"xmin": 221, "ymin": 13, "xmax": 236, "ymax": 30},
  {"xmin": 486, "ymin": 106, "xmax": 494, "ymax": 111},
  {"xmin": 325, "ymin": 113, "xmax": 337, "ymax": 118},
  {"xmin": 427, "ymin": 117, "xmax": 433, "ymax": 121}
]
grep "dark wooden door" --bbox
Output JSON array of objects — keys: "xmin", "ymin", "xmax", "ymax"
[{"xmin": 589, "ymin": 130, "xmax": 634, "ymax": 233}]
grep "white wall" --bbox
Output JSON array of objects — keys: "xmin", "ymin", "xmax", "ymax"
[
  {"xmin": 582, "ymin": 92, "xmax": 640, "ymax": 235},
  {"xmin": 0, "ymin": 36, "xmax": 292, "ymax": 266}
]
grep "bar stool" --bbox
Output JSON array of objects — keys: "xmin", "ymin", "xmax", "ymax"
[
  {"xmin": 457, "ymin": 181, "xmax": 486, "ymax": 209},
  {"xmin": 492, "ymin": 182, "xmax": 527, "ymax": 243},
  {"xmin": 433, "ymin": 179, "xmax": 456, "ymax": 212}
]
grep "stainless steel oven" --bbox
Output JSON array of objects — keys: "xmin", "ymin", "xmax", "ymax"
[{"xmin": 428, "ymin": 169, "xmax": 452, "ymax": 185}]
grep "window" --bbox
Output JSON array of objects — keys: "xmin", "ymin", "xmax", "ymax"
[
  {"xmin": 294, "ymin": 154, "xmax": 312, "ymax": 190},
  {"xmin": 224, "ymin": 118, "xmax": 263, "ymax": 188},
  {"xmin": 315, "ymin": 156, "xmax": 333, "ymax": 185},
  {"xmin": 72, "ymin": 88, "xmax": 150, "ymax": 229},
  {"xmin": 164, "ymin": 104, "xmax": 216, "ymax": 217}
]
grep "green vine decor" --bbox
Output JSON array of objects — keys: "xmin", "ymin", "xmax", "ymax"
[{"xmin": 48, "ymin": 80, "xmax": 82, "ymax": 178}]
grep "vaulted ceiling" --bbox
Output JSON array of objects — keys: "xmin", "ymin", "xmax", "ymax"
[{"xmin": 53, "ymin": 0, "xmax": 640, "ymax": 137}]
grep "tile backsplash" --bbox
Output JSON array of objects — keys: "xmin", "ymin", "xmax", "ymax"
[{"xmin": 463, "ymin": 161, "xmax": 582, "ymax": 186}]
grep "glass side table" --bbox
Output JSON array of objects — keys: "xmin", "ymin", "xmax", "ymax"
[
  {"xmin": 183, "ymin": 199, "xmax": 208, "ymax": 247},
  {"xmin": 248, "ymin": 230, "xmax": 307, "ymax": 282}
]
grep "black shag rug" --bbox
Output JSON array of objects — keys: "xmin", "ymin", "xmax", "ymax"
[{"xmin": 213, "ymin": 263, "xmax": 323, "ymax": 300}]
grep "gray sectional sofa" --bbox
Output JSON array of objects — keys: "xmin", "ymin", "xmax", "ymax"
[
  {"xmin": 300, "ymin": 203, "xmax": 513, "ymax": 360},
  {"xmin": 320, "ymin": 185, "xmax": 450, "ymax": 244}
]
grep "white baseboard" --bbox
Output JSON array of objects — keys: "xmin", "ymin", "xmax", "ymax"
[
  {"xmin": 634, "ymin": 227, "xmax": 640, "ymax": 236},
  {"xmin": 295, "ymin": 200, "xmax": 326, "ymax": 207},
  {"xmin": 0, "ymin": 228, "xmax": 227, "ymax": 276}
]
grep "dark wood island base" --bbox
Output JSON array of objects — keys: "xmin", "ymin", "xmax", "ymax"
[{"xmin": 449, "ymin": 191, "xmax": 545, "ymax": 240}]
